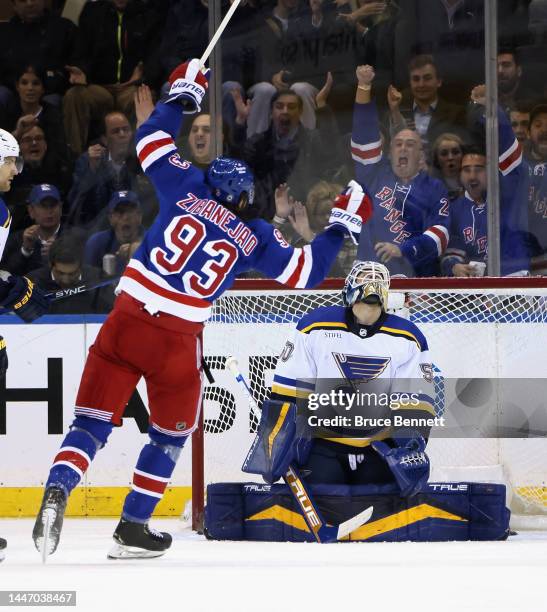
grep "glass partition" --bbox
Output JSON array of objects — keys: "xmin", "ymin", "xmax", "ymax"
[{"xmin": 0, "ymin": 0, "xmax": 545, "ymax": 315}]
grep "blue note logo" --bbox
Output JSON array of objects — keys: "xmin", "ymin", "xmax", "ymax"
[{"xmin": 332, "ymin": 353, "xmax": 390, "ymax": 383}]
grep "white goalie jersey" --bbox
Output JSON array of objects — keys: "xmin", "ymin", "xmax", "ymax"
[{"xmin": 270, "ymin": 304, "xmax": 437, "ymax": 446}]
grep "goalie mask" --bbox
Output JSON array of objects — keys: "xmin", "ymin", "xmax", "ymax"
[
  {"xmin": 342, "ymin": 260, "xmax": 390, "ymax": 310},
  {"xmin": 0, "ymin": 128, "xmax": 23, "ymax": 173},
  {"xmin": 206, "ymin": 156, "xmax": 255, "ymax": 212}
]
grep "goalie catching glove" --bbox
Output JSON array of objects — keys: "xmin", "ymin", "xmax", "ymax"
[
  {"xmin": 0, "ymin": 272, "xmax": 50, "ymax": 322},
  {"xmin": 165, "ymin": 59, "xmax": 210, "ymax": 114},
  {"xmin": 327, "ymin": 180, "xmax": 373, "ymax": 245},
  {"xmin": 372, "ymin": 434, "xmax": 430, "ymax": 497}
]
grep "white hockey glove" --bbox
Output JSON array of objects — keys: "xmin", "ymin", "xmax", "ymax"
[
  {"xmin": 326, "ymin": 180, "xmax": 373, "ymax": 245},
  {"xmin": 165, "ymin": 58, "xmax": 210, "ymax": 114}
]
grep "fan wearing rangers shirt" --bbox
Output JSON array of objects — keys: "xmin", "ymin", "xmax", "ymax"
[
  {"xmin": 266, "ymin": 260, "xmax": 435, "ymax": 493},
  {"xmin": 441, "ymin": 85, "xmax": 529, "ymax": 277},
  {"xmin": 32, "ymin": 59, "xmax": 373, "ymax": 560},
  {"xmin": 351, "ymin": 65, "xmax": 450, "ymax": 277}
]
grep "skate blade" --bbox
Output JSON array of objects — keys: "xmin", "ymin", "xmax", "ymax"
[
  {"xmin": 40, "ymin": 508, "xmax": 57, "ymax": 563},
  {"xmin": 107, "ymin": 543, "xmax": 166, "ymax": 560}
]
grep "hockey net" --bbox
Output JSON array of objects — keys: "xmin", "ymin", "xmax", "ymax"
[{"xmin": 194, "ymin": 278, "xmax": 547, "ymax": 531}]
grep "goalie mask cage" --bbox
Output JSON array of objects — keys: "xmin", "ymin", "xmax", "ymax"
[{"xmin": 192, "ymin": 277, "xmax": 547, "ymax": 532}]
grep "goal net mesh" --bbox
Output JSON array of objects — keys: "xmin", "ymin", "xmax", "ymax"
[{"xmin": 201, "ymin": 283, "xmax": 547, "ymax": 527}]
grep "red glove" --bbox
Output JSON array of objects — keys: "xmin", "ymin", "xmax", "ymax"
[
  {"xmin": 166, "ymin": 59, "xmax": 210, "ymax": 114},
  {"xmin": 327, "ymin": 180, "xmax": 373, "ymax": 244}
]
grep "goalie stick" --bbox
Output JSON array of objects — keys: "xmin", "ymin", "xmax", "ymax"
[{"xmin": 225, "ymin": 356, "xmax": 374, "ymax": 543}]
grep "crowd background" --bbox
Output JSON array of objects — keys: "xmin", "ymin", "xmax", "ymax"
[{"xmin": 0, "ymin": 0, "xmax": 546, "ymax": 314}]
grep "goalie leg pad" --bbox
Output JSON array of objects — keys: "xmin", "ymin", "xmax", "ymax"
[
  {"xmin": 204, "ymin": 482, "xmax": 510, "ymax": 542},
  {"xmin": 242, "ymin": 400, "xmax": 311, "ymax": 484}
]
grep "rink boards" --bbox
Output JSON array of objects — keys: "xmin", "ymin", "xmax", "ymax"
[{"xmin": 0, "ymin": 313, "xmax": 546, "ymax": 516}]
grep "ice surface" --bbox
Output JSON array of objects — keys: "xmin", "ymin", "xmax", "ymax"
[{"xmin": 0, "ymin": 519, "xmax": 546, "ymax": 612}]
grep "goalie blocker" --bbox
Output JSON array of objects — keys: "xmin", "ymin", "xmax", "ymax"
[{"xmin": 204, "ymin": 481, "xmax": 510, "ymax": 542}]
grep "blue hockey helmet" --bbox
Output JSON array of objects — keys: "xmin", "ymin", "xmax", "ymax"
[
  {"xmin": 206, "ymin": 157, "xmax": 255, "ymax": 211},
  {"xmin": 342, "ymin": 260, "xmax": 390, "ymax": 310}
]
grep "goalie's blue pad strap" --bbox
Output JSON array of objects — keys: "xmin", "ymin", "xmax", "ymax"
[{"xmin": 204, "ymin": 482, "xmax": 510, "ymax": 542}]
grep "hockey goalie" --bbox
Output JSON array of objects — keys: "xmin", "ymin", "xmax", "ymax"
[{"xmin": 205, "ymin": 261, "xmax": 511, "ymax": 542}]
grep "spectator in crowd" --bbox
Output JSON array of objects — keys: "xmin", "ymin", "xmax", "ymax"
[
  {"xmin": 510, "ymin": 102, "xmax": 532, "ymax": 151},
  {"xmin": 28, "ymin": 233, "xmax": 114, "ymax": 315},
  {"xmin": 385, "ymin": 55, "xmax": 467, "ymax": 155},
  {"xmin": 430, "ymin": 132, "xmax": 464, "ymax": 201},
  {"xmin": 343, "ymin": 0, "xmax": 402, "ymax": 111},
  {"xmin": 6, "ymin": 124, "xmax": 71, "ymax": 230},
  {"xmin": 62, "ymin": 0, "xmax": 167, "ymax": 156},
  {"xmin": 149, "ymin": 0, "xmax": 260, "ymax": 135},
  {"xmin": 83, "ymin": 190, "xmax": 144, "ymax": 277},
  {"xmin": 273, "ymin": 180, "xmax": 355, "ymax": 276},
  {"xmin": 281, "ymin": 0, "xmax": 360, "ymax": 123},
  {"xmin": 524, "ymin": 104, "xmax": 547, "ymax": 274},
  {"xmin": 529, "ymin": 0, "xmax": 547, "ymax": 43},
  {"xmin": 182, "ymin": 114, "xmax": 214, "ymax": 170},
  {"xmin": 1, "ymin": 183, "xmax": 66, "ymax": 276},
  {"xmin": 441, "ymin": 86, "xmax": 529, "ymax": 277},
  {"xmin": 526, "ymin": 103, "xmax": 547, "ymax": 164},
  {"xmin": 230, "ymin": 85, "xmax": 343, "ymax": 219},
  {"xmin": 2, "ymin": 62, "xmax": 70, "ymax": 169},
  {"xmin": 397, "ymin": 0, "xmax": 485, "ymax": 105},
  {"xmin": 351, "ymin": 64, "xmax": 450, "ymax": 277},
  {"xmin": 0, "ymin": 0, "xmax": 85, "ymax": 112},
  {"xmin": 243, "ymin": 0, "xmax": 323, "ymax": 137},
  {"xmin": 67, "ymin": 111, "xmax": 142, "ymax": 230},
  {"xmin": 152, "ymin": 0, "xmax": 209, "ymax": 85},
  {"xmin": 497, "ymin": 48, "xmax": 538, "ymax": 113}
]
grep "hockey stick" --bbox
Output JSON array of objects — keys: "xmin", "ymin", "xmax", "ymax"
[
  {"xmin": 225, "ymin": 356, "xmax": 374, "ymax": 542},
  {"xmin": 0, "ymin": 276, "xmax": 120, "ymax": 316},
  {"xmin": 199, "ymin": 0, "xmax": 242, "ymax": 68},
  {"xmin": 45, "ymin": 276, "xmax": 120, "ymax": 302}
]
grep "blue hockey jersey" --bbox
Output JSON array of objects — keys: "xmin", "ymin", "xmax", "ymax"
[
  {"xmin": 117, "ymin": 102, "xmax": 346, "ymax": 321},
  {"xmin": 0, "ymin": 198, "xmax": 11, "ymax": 262},
  {"xmin": 351, "ymin": 101, "xmax": 450, "ymax": 277},
  {"xmin": 441, "ymin": 107, "xmax": 529, "ymax": 276},
  {"xmin": 524, "ymin": 159, "xmax": 547, "ymax": 274}
]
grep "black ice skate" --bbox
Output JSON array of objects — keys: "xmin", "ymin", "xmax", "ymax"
[
  {"xmin": 32, "ymin": 486, "xmax": 68, "ymax": 561},
  {"xmin": 108, "ymin": 518, "xmax": 172, "ymax": 559},
  {"xmin": 0, "ymin": 537, "xmax": 6, "ymax": 562}
]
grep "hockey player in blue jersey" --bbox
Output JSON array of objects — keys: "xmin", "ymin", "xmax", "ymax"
[
  {"xmin": 32, "ymin": 59, "xmax": 373, "ymax": 559},
  {"xmin": 245, "ymin": 260, "xmax": 434, "ymax": 493},
  {"xmin": 441, "ymin": 85, "xmax": 529, "ymax": 276},
  {"xmin": 0, "ymin": 128, "xmax": 49, "ymax": 561},
  {"xmin": 351, "ymin": 65, "xmax": 451, "ymax": 277},
  {"xmin": 0, "ymin": 130, "xmax": 49, "ymax": 329}
]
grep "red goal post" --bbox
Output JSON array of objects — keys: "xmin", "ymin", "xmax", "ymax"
[{"xmin": 192, "ymin": 276, "xmax": 547, "ymax": 531}]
